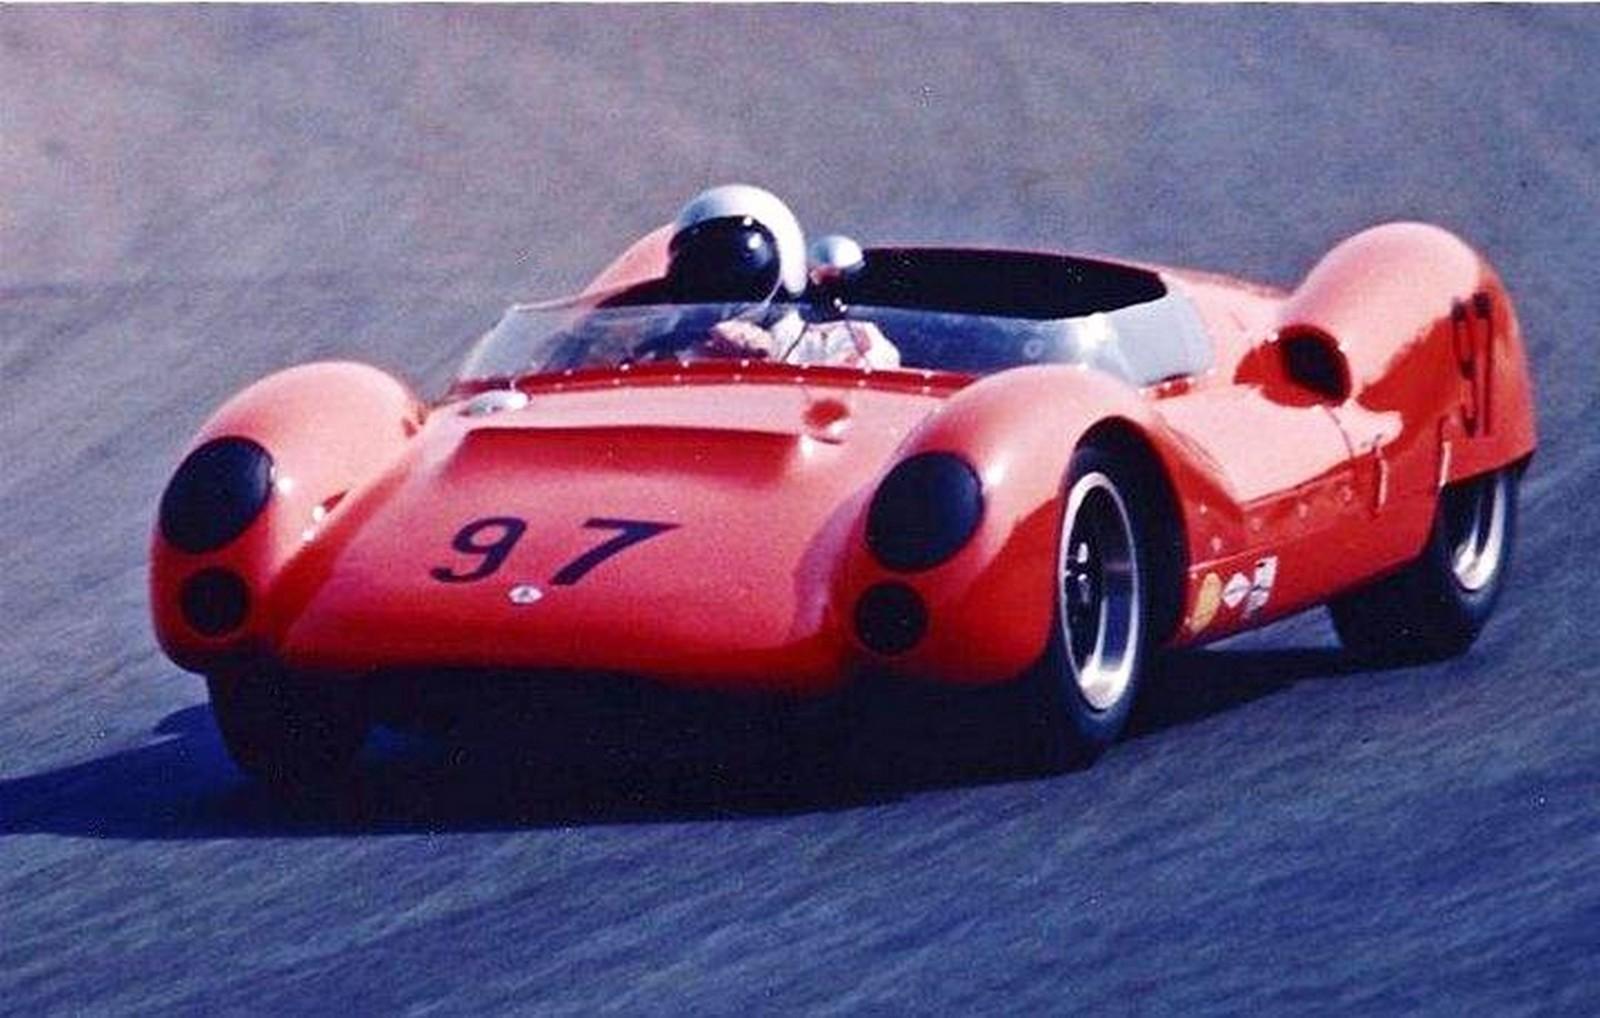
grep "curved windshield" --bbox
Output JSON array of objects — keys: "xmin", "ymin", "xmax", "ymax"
[{"xmin": 457, "ymin": 289, "xmax": 1210, "ymax": 387}]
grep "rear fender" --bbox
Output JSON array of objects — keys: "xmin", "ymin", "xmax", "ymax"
[
  {"xmin": 1275, "ymin": 223, "xmax": 1536, "ymax": 491},
  {"xmin": 150, "ymin": 362, "xmax": 425, "ymax": 672}
]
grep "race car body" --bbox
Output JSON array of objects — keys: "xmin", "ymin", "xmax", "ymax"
[{"xmin": 150, "ymin": 214, "xmax": 1536, "ymax": 786}]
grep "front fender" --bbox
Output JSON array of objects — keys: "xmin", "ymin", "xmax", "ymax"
[
  {"xmin": 839, "ymin": 365, "xmax": 1185, "ymax": 685},
  {"xmin": 150, "ymin": 361, "xmax": 425, "ymax": 673}
]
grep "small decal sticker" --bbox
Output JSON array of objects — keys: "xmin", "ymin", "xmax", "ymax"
[
  {"xmin": 1222, "ymin": 573, "xmax": 1250, "ymax": 609},
  {"xmin": 507, "ymin": 584, "xmax": 544, "ymax": 605},
  {"xmin": 1187, "ymin": 572, "xmax": 1223, "ymax": 634},
  {"xmin": 1242, "ymin": 556, "xmax": 1279, "ymax": 618}
]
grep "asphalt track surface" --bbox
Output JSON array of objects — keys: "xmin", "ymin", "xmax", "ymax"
[{"xmin": 2, "ymin": 7, "xmax": 1598, "ymax": 1014}]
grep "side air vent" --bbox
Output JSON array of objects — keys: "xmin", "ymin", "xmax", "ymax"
[{"xmin": 1279, "ymin": 328, "xmax": 1351, "ymax": 402}]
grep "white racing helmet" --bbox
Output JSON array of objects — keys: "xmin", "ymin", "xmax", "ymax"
[{"xmin": 668, "ymin": 185, "xmax": 808, "ymax": 302}]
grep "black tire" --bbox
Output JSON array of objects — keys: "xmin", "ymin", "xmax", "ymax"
[
  {"xmin": 206, "ymin": 665, "xmax": 369, "ymax": 793},
  {"xmin": 1024, "ymin": 444, "xmax": 1168, "ymax": 771},
  {"xmin": 1330, "ymin": 466, "xmax": 1519, "ymax": 663}
]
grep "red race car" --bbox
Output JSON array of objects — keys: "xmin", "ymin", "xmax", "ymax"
[{"xmin": 151, "ymin": 185, "xmax": 1536, "ymax": 789}]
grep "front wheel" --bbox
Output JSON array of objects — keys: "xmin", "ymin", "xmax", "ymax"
[
  {"xmin": 1024, "ymin": 446, "xmax": 1160, "ymax": 771},
  {"xmin": 1330, "ymin": 466, "xmax": 1520, "ymax": 663},
  {"xmin": 207, "ymin": 666, "xmax": 369, "ymax": 793}
]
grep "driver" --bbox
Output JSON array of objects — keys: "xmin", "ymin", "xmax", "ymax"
[
  {"xmin": 665, "ymin": 184, "xmax": 807, "ymax": 359},
  {"xmin": 664, "ymin": 185, "xmax": 899, "ymax": 369}
]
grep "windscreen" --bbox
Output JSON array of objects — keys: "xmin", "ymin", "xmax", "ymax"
[{"xmin": 457, "ymin": 290, "xmax": 1211, "ymax": 387}]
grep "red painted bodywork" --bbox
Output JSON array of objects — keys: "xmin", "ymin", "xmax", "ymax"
[{"xmin": 151, "ymin": 223, "xmax": 1536, "ymax": 696}]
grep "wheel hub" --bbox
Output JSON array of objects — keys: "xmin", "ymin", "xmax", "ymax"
[
  {"xmin": 1445, "ymin": 471, "xmax": 1509, "ymax": 593},
  {"xmin": 1057, "ymin": 472, "xmax": 1141, "ymax": 712}
]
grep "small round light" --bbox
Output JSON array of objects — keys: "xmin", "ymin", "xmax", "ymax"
[
  {"xmin": 855, "ymin": 582, "xmax": 928, "ymax": 656},
  {"xmin": 159, "ymin": 437, "xmax": 274, "ymax": 553},
  {"xmin": 463, "ymin": 389, "xmax": 530, "ymax": 417},
  {"xmin": 180, "ymin": 568, "xmax": 250, "ymax": 637},
  {"xmin": 866, "ymin": 452, "xmax": 984, "ymax": 572}
]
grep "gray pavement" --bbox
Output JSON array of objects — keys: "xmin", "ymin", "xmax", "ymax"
[{"xmin": 2, "ymin": 7, "xmax": 1597, "ymax": 1014}]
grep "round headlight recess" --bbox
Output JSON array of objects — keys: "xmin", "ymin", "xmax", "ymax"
[
  {"xmin": 854, "ymin": 582, "xmax": 928, "ymax": 656},
  {"xmin": 179, "ymin": 568, "xmax": 251, "ymax": 637},
  {"xmin": 159, "ymin": 437, "xmax": 274, "ymax": 553},
  {"xmin": 866, "ymin": 452, "xmax": 984, "ymax": 572}
]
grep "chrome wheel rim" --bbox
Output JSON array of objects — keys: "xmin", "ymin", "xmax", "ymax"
[
  {"xmin": 1444, "ymin": 470, "xmax": 1509, "ymax": 593},
  {"xmin": 1058, "ymin": 472, "xmax": 1141, "ymax": 711}
]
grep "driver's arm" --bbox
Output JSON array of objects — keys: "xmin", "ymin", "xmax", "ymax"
[
  {"xmin": 702, "ymin": 319, "xmax": 780, "ymax": 360},
  {"xmin": 787, "ymin": 320, "xmax": 900, "ymax": 369}
]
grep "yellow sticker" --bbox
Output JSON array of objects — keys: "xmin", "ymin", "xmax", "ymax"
[{"xmin": 1187, "ymin": 572, "xmax": 1223, "ymax": 634}]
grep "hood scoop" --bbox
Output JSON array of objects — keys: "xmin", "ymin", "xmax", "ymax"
[
  {"xmin": 457, "ymin": 422, "xmax": 799, "ymax": 483},
  {"xmin": 459, "ymin": 382, "xmax": 857, "ymax": 444}
]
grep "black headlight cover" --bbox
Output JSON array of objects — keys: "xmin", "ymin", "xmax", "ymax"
[
  {"xmin": 159, "ymin": 437, "xmax": 274, "ymax": 553},
  {"xmin": 866, "ymin": 452, "xmax": 984, "ymax": 572}
]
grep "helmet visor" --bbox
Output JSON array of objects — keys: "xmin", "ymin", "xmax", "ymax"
[{"xmin": 667, "ymin": 217, "xmax": 782, "ymax": 304}]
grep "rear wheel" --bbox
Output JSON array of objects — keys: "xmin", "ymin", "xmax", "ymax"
[
  {"xmin": 1330, "ymin": 466, "xmax": 1519, "ymax": 662},
  {"xmin": 1025, "ymin": 446, "xmax": 1161, "ymax": 770},
  {"xmin": 207, "ymin": 665, "xmax": 369, "ymax": 793}
]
